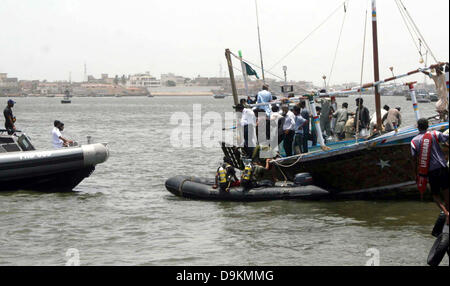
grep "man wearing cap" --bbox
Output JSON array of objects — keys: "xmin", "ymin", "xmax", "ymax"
[
  {"xmin": 52, "ymin": 120, "xmax": 73, "ymax": 149},
  {"xmin": 3, "ymin": 99, "xmax": 16, "ymax": 135}
]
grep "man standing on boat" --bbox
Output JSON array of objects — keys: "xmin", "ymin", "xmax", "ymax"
[
  {"xmin": 332, "ymin": 103, "xmax": 349, "ymax": 141},
  {"xmin": 3, "ymin": 99, "xmax": 16, "ymax": 135},
  {"xmin": 257, "ymin": 84, "xmax": 273, "ymax": 141},
  {"xmin": 316, "ymin": 96, "xmax": 333, "ymax": 138},
  {"xmin": 411, "ymin": 118, "xmax": 449, "ymax": 226},
  {"xmin": 281, "ymin": 104, "xmax": 296, "ymax": 157},
  {"xmin": 354, "ymin": 98, "xmax": 370, "ymax": 137},
  {"xmin": 52, "ymin": 120, "xmax": 73, "ymax": 149},
  {"xmin": 235, "ymin": 104, "xmax": 257, "ymax": 158},
  {"xmin": 299, "ymin": 101, "xmax": 310, "ymax": 153}
]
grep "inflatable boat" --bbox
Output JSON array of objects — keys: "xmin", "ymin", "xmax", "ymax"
[
  {"xmin": 165, "ymin": 175, "xmax": 330, "ymax": 202},
  {"xmin": 0, "ymin": 130, "xmax": 109, "ymax": 192}
]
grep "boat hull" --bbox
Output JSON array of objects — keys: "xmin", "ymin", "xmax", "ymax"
[
  {"xmin": 165, "ymin": 176, "xmax": 330, "ymax": 202},
  {"xmin": 0, "ymin": 143, "xmax": 109, "ymax": 192}
]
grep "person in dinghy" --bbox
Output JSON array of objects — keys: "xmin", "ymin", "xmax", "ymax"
[{"xmin": 411, "ymin": 118, "xmax": 449, "ymax": 225}]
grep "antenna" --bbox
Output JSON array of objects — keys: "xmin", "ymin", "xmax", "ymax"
[
  {"xmin": 255, "ymin": 0, "xmax": 265, "ymax": 83},
  {"xmin": 84, "ymin": 62, "xmax": 87, "ymax": 82}
]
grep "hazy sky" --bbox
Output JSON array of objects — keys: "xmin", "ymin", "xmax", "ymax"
[{"xmin": 1, "ymin": 0, "xmax": 448, "ymax": 86}]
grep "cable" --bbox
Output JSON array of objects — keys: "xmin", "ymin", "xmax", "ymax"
[
  {"xmin": 327, "ymin": 1, "xmax": 348, "ymax": 87},
  {"xmin": 267, "ymin": 1, "xmax": 348, "ymax": 72},
  {"xmin": 397, "ymin": 0, "xmax": 438, "ymax": 63}
]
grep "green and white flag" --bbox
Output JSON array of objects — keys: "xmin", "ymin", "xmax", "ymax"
[{"xmin": 244, "ymin": 62, "xmax": 259, "ymax": 79}]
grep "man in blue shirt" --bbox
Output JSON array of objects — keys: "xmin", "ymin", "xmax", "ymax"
[{"xmin": 257, "ymin": 84, "xmax": 273, "ymax": 141}]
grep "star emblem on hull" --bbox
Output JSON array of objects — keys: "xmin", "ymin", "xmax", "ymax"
[{"xmin": 377, "ymin": 159, "xmax": 391, "ymax": 169}]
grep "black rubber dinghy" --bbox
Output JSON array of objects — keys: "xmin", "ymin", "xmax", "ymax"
[{"xmin": 165, "ymin": 176, "xmax": 330, "ymax": 202}]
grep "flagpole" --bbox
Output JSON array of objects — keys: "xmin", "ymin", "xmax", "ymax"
[
  {"xmin": 255, "ymin": 0, "xmax": 266, "ymax": 83},
  {"xmin": 239, "ymin": 50, "xmax": 250, "ymax": 98}
]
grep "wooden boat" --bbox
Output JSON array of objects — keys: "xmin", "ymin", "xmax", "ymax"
[{"xmin": 217, "ymin": 0, "xmax": 449, "ymax": 198}]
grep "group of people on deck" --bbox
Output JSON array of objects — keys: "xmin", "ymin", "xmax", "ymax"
[{"xmin": 234, "ymin": 84, "xmax": 410, "ymax": 162}]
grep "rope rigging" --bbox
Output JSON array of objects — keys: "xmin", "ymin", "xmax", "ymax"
[
  {"xmin": 267, "ymin": 1, "xmax": 349, "ymax": 73},
  {"xmin": 395, "ymin": 0, "xmax": 438, "ymax": 63},
  {"xmin": 327, "ymin": 1, "xmax": 349, "ymax": 88}
]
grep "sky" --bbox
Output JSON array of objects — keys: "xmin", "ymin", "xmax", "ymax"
[{"xmin": 0, "ymin": 0, "xmax": 448, "ymax": 86}]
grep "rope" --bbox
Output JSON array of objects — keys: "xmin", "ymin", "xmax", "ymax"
[
  {"xmin": 397, "ymin": 0, "xmax": 438, "ymax": 63},
  {"xmin": 327, "ymin": 2, "xmax": 348, "ymax": 87},
  {"xmin": 230, "ymin": 52, "xmax": 285, "ymax": 81},
  {"xmin": 355, "ymin": 9, "xmax": 368, "ymax": 142},
  {"xmin": 268, "ymin": 1, "xmax": 348, "ymax": 72},
  {"xmin": 394, "ymin": 0, "xmax": 423, "ymax": 60}
]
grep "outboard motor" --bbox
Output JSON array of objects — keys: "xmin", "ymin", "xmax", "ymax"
[{"xmin": 294, "ymin": 173, "xmax": 313, "ymax": 186}]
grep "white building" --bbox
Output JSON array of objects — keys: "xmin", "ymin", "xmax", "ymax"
[{"xmin": 128, "ymin": 72, "xmax": 161, "ymax": 88}]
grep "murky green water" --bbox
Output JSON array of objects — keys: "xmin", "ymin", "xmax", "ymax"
[{"xmin": 0, "ymin": 95, "xmax": 447, "ymax": 266}]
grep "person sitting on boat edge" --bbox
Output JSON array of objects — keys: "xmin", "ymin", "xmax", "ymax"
[
  {"xmin": 411, "ymin": 118, "xmax": 449, "ymax": 226},
  {"xmin": 52, "ymin": 120, "xmax": 74, "ymax": 149},
  {"xmin": 213, "ymin": 157, "xmax": 239, "ymax": 192},
  {"xmin": 3, "ymin": 99, "xmax": 16, "ymax": 135}
]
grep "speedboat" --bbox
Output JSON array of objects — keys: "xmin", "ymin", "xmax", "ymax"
[{"xmin": 0, "ymin": 130, "xmax": 109, "ymax": 192}]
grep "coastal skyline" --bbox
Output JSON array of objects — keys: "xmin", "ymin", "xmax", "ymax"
[{"xmin": 1, "ymin": 0, "xmax": 448, "ymax": 86}]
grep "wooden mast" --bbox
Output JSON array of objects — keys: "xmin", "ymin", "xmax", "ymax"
[
  {"xmin": 371, "ymin": 0, "xmax": 382, "ymax": 129},
  {"xmin": 225, "ymin": 49, "xmax": 239, "ymax": 106}
]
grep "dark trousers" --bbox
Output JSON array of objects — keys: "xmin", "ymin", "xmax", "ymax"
[
  {"xmin": 243, "ymin": 125, "xmax": 255, "ymax": 158},
  {"xmin": 283, "ymin": 130, "xmax": 295, "ymax": 157},
  {"xmin": 301, "ymin": 128, "xmax": 309, "ymax": 153}
]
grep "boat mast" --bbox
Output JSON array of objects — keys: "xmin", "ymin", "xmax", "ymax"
[
  {"xmin": 255, "ymin": 0, "xmax": 266, "ymax": 83},
  {"xmin": 225, "ymin": 49, "xmax": 239, "ymax": 106},
  {"xmin": 371, "ymin": 0, "xmax": 382, "ymax": 129}
]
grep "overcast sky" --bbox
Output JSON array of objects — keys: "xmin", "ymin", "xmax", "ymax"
[{"xmin": 1, "ymin": 0, "xmax": 448, "ymax": 86}]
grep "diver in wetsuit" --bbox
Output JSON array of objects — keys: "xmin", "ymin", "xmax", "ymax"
[
  {"xmin": 213, "ymin": 157, "xmax": 239, "ymax": 192},
  {"xmin": 241, "ymin": 159, "xmax": 277, "ymax": 191}
]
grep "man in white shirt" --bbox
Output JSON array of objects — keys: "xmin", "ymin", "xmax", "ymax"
[
  {"xmin": 52, "ymin": 120, "xmax": 73, "ymax": 149},
  {"xmin": 235, "ymin": 104, "xmax": 257, "ymax": 158},
  {"xmin": 369, "ymin": 105, "xmax": 389, "ymax": 135},
  {"xmin": 281, "ymin": 104, "xmax": 296, "ymax": 157}
]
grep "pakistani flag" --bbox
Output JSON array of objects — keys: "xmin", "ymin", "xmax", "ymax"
[{"xmin": 244, "ymin": 62, "xmax": 259, "ymax": 79}]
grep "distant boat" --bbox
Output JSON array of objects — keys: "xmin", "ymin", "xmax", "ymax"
[
  {"xmin": 429, "ymin": 93, "xmax": 439, "ymax": 102},
  {"xmin": 61, "ymin": 89, "xmax": 72, "ymax": 104},
  {"xmin": 416, "ymin": 90, "xmax": 431, "ymax": 103},
  {"xmin": 213, "ymin": 94, "xmax": 227, "ymax": 99}
]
